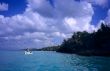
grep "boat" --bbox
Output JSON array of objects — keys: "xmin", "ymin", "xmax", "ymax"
[{"xmin": 25, "ymin": 48, "xmax": 33, "ymax": 55}]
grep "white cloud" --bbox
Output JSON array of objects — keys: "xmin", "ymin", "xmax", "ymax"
[
  {"xmin": 105, "ymin": 9, "xmax": 110, "ymax": 25},
  {"xmin": 104, "ymin": 9, "xmax": 110, "ymax": 25},
  {"xmin": 27, "ymin": 0, "xmax": 54, "ymax": 17},
  {"xmin": 63, "ymin": 16, "xmax": 96, "ymax": 32},
  {"xmin": 0, "ymin": 3, "xmax": 8, "ymax": 11},
  {"xmin": 0, "ymin": 0, "xmax": 97, "ymax": 48}
]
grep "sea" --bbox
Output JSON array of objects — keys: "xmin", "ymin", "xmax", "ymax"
[{"xmin": 0, "ymin": 51, "xmax": 110, "ymax": 71}]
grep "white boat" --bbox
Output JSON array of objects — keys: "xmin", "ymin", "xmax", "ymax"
[
  {"xmin": 25, "ymin": 51, "xmax": 33, "ymax": 55},
  {"xmin": 25, "ymin": 48, "xmax": 33, "ymax": 55}
]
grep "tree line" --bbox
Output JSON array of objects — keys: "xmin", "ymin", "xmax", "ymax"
[{"xmin": 57, "ymin": 23, "xmax": 110, "ymax": 56}]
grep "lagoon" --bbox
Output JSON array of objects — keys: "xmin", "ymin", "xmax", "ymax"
[{"xmin": 0, "ymin": 51, "xmax": 110, "ymax": 71}]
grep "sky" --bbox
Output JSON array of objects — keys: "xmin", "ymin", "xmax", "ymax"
[{"xmin": 0, "ymin": 0, "xmax": 110, "ymax": 50}]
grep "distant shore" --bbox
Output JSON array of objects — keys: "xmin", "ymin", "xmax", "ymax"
[
  {"xmin": 20, "ymin": 47, "xmax": 110, "ymax": 57},
  {"xmin": 21, "ymin": 46, "xmax": 60, "ymax": 51}
]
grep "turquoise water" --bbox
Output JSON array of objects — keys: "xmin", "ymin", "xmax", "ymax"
[{"xmin": 0, "ymin": 51, "xmax": 110, "ymax": 71}]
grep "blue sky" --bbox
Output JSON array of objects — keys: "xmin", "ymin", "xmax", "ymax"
[
  {"xmin": 91, "ymin": 5, "xmax": 109, "ymax": 25},
  {"xmin": 0, "ymin": 0, "xmax": 110, "ymax": 50},
  {"xmin": 0, "ymin": 0, "xmax": 27, "ymax": 16}
]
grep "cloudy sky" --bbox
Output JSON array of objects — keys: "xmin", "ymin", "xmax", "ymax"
[{"xmin": 0, "ymin": 0, "xmax": 110, "ymax": 50}]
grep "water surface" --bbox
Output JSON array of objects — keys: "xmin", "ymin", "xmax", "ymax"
[{"xmin": 0, "ymin": 51, "xmax": 110, "ymax": 71}]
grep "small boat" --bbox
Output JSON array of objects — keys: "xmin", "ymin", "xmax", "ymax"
[{"xmin": 25, "ymin": 48, "xmax": 33, "ymax": 55}]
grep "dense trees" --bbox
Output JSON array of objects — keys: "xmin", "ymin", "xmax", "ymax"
[{"xmin": 57, "ymin": 23, "xmax": 110, "ymax": 56}]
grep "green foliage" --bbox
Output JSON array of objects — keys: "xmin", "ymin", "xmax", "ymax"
[{"xmin": 57, "ymin": 23, "xmax": 110, "ymax": 56}]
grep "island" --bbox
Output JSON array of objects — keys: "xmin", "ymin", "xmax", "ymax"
[
  {"xmin": 21, "ymin": 46, "xmax": 60, "ymax": 51},
  {"xmin": 57, "ymin": 23, "xmax": 110, "ymax": 56},
  {"xmin": 21, "ymin": 23, "xmax": 110, "ymax": 56}
]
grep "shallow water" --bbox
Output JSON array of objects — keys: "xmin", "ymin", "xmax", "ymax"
[{"xmin": 0, "ymin": 51, "xmax": 110, "ymax": 71}]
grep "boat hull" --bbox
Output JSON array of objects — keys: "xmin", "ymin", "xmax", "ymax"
[{"xmin": 25, "ymin": 51, "xmax": 33, "ymax": 55}]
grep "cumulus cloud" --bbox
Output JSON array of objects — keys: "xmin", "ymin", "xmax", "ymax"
[
  {"xmin": 0, "ymin": 0, "xmax": 97, "ymax": 49},
  {"xmin": 104, "ymin": 9, "xmax": 110, "ymax": 25},
  {"xmin": 0, "ymin": 3, "xmax": 8, "ymax": 11}
]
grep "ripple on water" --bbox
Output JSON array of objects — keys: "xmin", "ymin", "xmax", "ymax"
[{"xmin": 0, "ymin": 51, "xmax": 110, "ymax": 71}]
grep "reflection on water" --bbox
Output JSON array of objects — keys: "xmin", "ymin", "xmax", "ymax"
[
  {"xmin": 63, "ymin": 54, "xmax": 110, "ymax": 71},
  {"xmin": 0, "ymin": 51, "xmax": 110, "ymax": 71}
]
